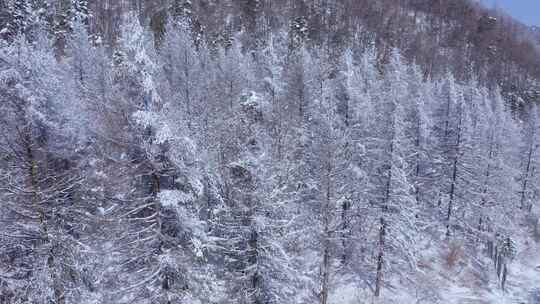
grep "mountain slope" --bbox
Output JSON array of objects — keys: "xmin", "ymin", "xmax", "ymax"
[{"xmin": 0, "ymin": 1, "xmax": 539, "ymax": 304}]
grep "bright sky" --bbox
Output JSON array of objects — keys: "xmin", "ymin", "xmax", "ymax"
[{"xmin": 481, "ymin": 0, "xmax": 540, "ymax": 26}]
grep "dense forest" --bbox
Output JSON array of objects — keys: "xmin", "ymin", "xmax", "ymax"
[{"xmin": 0, "ymin": 0, "xmax": 540, "ymax": 303}]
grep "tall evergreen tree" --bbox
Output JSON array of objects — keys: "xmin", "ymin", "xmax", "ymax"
[{"xmin": 1, "ymin": 0, "xmax": 32, "ymax": 39}]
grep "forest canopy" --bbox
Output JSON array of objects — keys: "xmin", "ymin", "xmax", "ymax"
[{"xmin": 0, "ymin": 0, "xmax": 539, "ymax": 303}]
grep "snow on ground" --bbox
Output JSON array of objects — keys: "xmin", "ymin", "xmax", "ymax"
[
  {"xmin": 436, "ymin": 236, "xmax": 540, "ymax": 304},
  {"xmin": 327, "ymin": 228, "xmax": 540, "ymax": 304},
  {"xmin": 498, "ymin": 239, "xmax": 540, "ymax": 304}
]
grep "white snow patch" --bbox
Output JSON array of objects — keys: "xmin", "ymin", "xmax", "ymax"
[{"xmin": 158, "ymin": 190, "xmax": 193, "ymax": 207}]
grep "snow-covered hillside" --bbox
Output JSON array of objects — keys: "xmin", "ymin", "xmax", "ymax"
[{"xmin": 0, "ymin": 1, "xmax": 539, "ymax": 303}]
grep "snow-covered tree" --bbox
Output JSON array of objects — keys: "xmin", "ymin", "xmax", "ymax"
[
  {"xmin": 1, "ymin": 0, "xmax": 33, "ymax": 39},
  {"xmin": 518, "ymin": 103, "xmax": 540, "ymax": 213},
  {"xmin": 369, "ymin": 50, "xmax": 420, "ymax": 297},
  {"xmin": 0, "ymin": 6, "xmax": 538, "ymax": 303},
  {"xmin": 70, "ymin": 0, "xmax": 89, "ymax": 25},
  {"xmin": 0, "ymin": 28, "xmax": 95, "ymax": 303}
]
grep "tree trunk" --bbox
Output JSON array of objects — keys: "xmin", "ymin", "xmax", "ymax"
[
  {"xmin": 501, "ymin": 263, "xmax": 507, "ymax": 291},
  {"xmin": 446, "ymin": 102, "xmax": 463, "ymax": 237},
  {"xmin": 184, "ymin": 49, "xmax": 192, "ymax": 131},
  {"xmin": 320, "ymin": 155, "xmax": 332, "ymax": 304},
  {"xmin": 374, "ymin": 217, "xmax": 386, "ymax": 298},
  {"xmin": 375, "ymin": 101, "xmax": 397, "ymax": 298},
  {"xmin": 520, "ymin": 130, "xmax": 534, "ymax": 210},
  {"xmin": 341, "ymin": 199, "xmax": 350, "ymax": 263},
  {"xmin": 25, "ymin": 132, "xmax": 65, "ymax": 304},
  {"xmin": 481, "ymin": 132, "xmax": 495, "ymax": 206},
  {"xmin": 414, "ymin": 110, "xmax": 422, "ymax": 203},
  {"xmin": 320, "ymin": 243, "xmax": 330, "ymax": 304}
]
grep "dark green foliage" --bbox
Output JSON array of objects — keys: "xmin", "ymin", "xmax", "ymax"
[
  {"xmin": 70, "ymin": 0, "xmax": 89, "ymax": 25},
  {"xmin": 289, "ymin": 16, "xmax": 308, "ymax": 51},
  {"xmin": 1, "ymin": 0, "xmax": 31, "ymax": 39},
  {"xmin": 500, "ymin": 236, "xmax": 517, "ymax": 261},
  {"xmin": 170, "ymin": 0, "xmax": 192, "ymax": 22}
]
